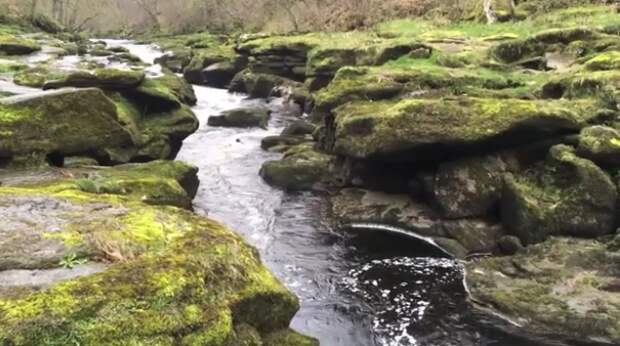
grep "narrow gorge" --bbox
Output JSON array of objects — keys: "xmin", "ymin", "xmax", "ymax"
[{"xmin": 0, "ymin": 1, "xmax": 619, "ymax": 345}]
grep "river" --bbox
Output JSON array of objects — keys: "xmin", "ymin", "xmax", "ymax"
[{"xmin": 0, "ymin": 38, "xmax": 533, "ymax": 346}]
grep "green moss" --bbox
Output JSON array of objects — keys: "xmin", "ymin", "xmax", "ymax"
[
  {"xmin": 263, "ymin": 329, "xmax": 319, "ymax": 346},
  {"xmin": 330, "ymin": 96, "xmax": 600, "ymax": 160},
  {"xmin": 467, "ymin": 236, "xmax": 620, "ymax": 344},
  {"xmin": 584, "ymin": 51, "xmax": 620, "ymax": 71},
  {"xmin": 0, "ymin": 163, "xmax": 302, "ymax": 345},
  {"xmin": 13, "ymin": 67, "xmax": 65, "ymax": 88},
  {"xmin": 502, "ymin": 145, "xmax": 617, "ymax": 245},
  {"xmin": 44, "ymin": 68, "xmax": 145, "ymax": 90},
  {"xmin": 0, "ymin": 59, "xmax": 26, "ymax": 73},
  {"xmin": 260, "ymin": 143, "xmax": 338, "ymax": 191},
  {"xmin": 314, "ymin": 55, "xmax": 527, "ymax": 113},
  {"xmin": 0, "ymin": 34, "xmax": 40, "ymax": 55}
]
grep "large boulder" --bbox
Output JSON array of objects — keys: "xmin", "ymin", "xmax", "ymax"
[
  {"xmin": 43, "ymin": 69, "xmax": 145, "ymax": 90},
  {"xmin": 466, "ymin": 236, "xmax": 620, "ymax": 345},
  {"xmin": 0, "ymin": 88, "xmax": 133, "ymax": 159},
  {"xmin": 147, "ymin": 74, "xmax": 197, "ymax": 106},
  {"xmin": 502, "ymin": 145, "xmax": 617, "ymax": 245},
  {"xmin": 183, "ymin": 51, "xmax": 246, "ymax": 86},
  {"xmin": 433, "ymin": 154, "xmax": 509, "ymax": 218},
  {"xmin": 326, "ymin": 97, "xmax": 602, "ymax": 162},
  {"xmin": 103, "ymin": 96, "xmax": 199, "ymax": 163},
  {"xmin": 330, "ymin": 188, "xmax": 505, "ymax": 258},
  {"xmin": 208, "ymin": 107, "xmax": 270, "ymax": 128},
  {"xmin": 0, "ymin": 167, "xmax": 313, "ymax": 345},
  {"xmin": 229, "ymin": 70, "xmax": 305, "ymax": 100},
  {"xmin": 260, "ymin": 144, "xmax": 340, "ymax": 191}
]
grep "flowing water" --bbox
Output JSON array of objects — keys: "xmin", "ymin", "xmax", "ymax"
[
  {"xmin": 0, "ymin": 40, "xmax": 535, "ymax": 346},
  {"xmin": 110, "ymin": 40, "xmax": 533, "ymax": 346}
]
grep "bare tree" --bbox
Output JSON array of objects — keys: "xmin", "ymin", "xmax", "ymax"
[
  {"xmin": 483, "ymin": 0, "xmax": 497, "ymax": 24},
  {"xmin": 132, "ymin": 0, "xmax": 162, "ymax": 31}
]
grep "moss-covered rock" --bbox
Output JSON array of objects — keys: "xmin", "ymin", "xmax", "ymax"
[
  {"xmin": 584, "ymin": 51, "xmax": 620, "ymax": 71},
  {"xmin": 577, "ymin": 125, "xmax": 620, "ymax": 167},
  {"xmin": 149, "ymin": 73, "xmax": 197, "ymax": 106},
  {"xmin": 492, "ymin": 27, "xmax": 598, "ymax": 63},
  {"xmin": 208, "ymin": 107, "xmax": 270, "ymax": 128},
  {"xmin": 263, "ymin": 329, "xmax": 319, "ymax": 346},
  {"xmin": 330, "ymin": 188, "xmax": 505, "ymax": 257},
  {"xmin": 12, "ymin": 67, "xmax": 65, "ymax": 88},
  {"xmin": 260, "ymin": 143, "xmax": 340, "ymax": 191},
  {"xmin": 0, "ymin": 162, "xmax": 313, "ymax": 345},
  {"xmin": 502, "ymin": 145, "xmax": 617, "ymax": 245},
  {"xmin": 183, "ymin": 49, "xmax": 245, "ymax": 86},
  {"xmin": 433, "ymin": 154, "xmax": 508, "ymax": 219},
  {"xmin": 466, "ymin": 236, "xmax": 620, "ymax": 345},
  {"xmin": 73, "ymin": 160, "xmax": 199, "ymax": 209},
  {"xmin": 43, "ymin": 68, "xmax": 145, "ymax": 90},
  {"xmin": 0, "ymin": 35, "xmax": 40, "ymax": 55},
  {"xmin": 154, "ymin": 49, "xmax": 192, "ymax": 73},
  {"xmin": 327, "ymin": 97, "xmax": 602, "ymax": 162},
  {"xmin": 0, "ymin": 88, "xmax": 133, "ymax": 159},
  {"xmin": 261, "ymin": 135, "xmax": 311, "ymax": 152},
  {"xmin": 229, "ymin": 69, "xmax": 306, "ymax": 101}
]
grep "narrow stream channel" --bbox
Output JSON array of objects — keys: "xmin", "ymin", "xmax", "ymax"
[{"xmin": 4, "ymin": 39, "xmax": 531, "ymax": 346}]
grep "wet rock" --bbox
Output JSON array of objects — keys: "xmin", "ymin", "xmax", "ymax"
[
  {"xmin": 577, "ymin": 125, "xmax": 620, "ymax": 167},
  {"xmin": 43, "ymin": 68, "xmax": 145, "ymax": 90},
  {"xmin": 327, "ymin": 97, "xmax": 601, "ymax": 162},
  {"xmin": 281, "ymin": 120, "xmax": 316, "ymax": 136},
  {"xmin": 330, "ymin": 188, "xmax": 504, "ymax": 257},
  {"xmin": 467, "ymin": 236, "xmax": 620, "ymax": 345},
  {"xmin": 0, "ymin": 88, "xmax": 133, "ymax": 159},
  {"xmin": 208, "ymin": 107, "xmax": 270, "ymax": 128},
  {"xmin": 260, "ymin": 143, "xmax": 340, "ymax": 191},
  {"xmin": 261, "ymin": 135, "xmax": 310, "ymax": 151},
  {"xmin": 502, "ymin": 145, "xmax": 617, "ymax": 245},
  {"xmin": 129, "ymin": 77, "xmax": 183, "ymax": 109},
  {"xmin": 202, "ymin": 60, "xmax": 241, "ymax": 88},
  {"xmin": 229, "ymin": 69, "xmax": 306, "ymax": 101},
  {"xmin": 0, "ymin": 36, "xmax": 41, "ymax": 55},
  {"xmin": 184, "ymin": 53, "xmax": 246, "ymax": 86},
  {"xmin": 154, "ymin": 49, "xmax": 192, "ymax": 73},
  {"xmin": 433, "ymin": 154, "xmax": 508, "ymax": 219}
]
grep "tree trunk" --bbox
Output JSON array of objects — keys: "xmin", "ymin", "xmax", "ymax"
[
  {"xmin": 483, "ymin": 0, "xmax": 497, "ymax": 24},
  {"xmin": 30, "ymin": 0, "xmax": 39, "ymax": 17}
]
